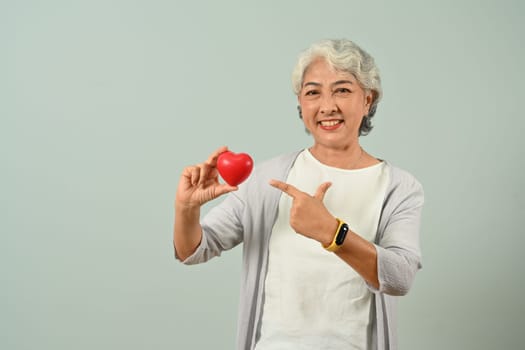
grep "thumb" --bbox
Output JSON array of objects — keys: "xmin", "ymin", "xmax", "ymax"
[
  {"xmin": 314, "ymin": 182, "xmax": 332, "ymax": 201},
  {"xmin": 214, "ymin": 184, "xmax": 239, "ymax": 198}
]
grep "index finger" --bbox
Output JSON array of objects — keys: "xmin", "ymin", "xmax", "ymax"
[
  {"xmin": 269, "ymin": 179, "xmax": 303, "ymax": 198},
  {"xmin": 205, "ymin": 146, "xmax": 229, "ymax": 165}
]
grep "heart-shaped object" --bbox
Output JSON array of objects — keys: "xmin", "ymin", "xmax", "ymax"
[{"xmin": 217, "ymin": 151, "xmax": 254, "ymax": 186}]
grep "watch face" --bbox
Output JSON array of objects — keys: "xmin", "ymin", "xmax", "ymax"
[{"xmin": 335, "ymin": 223, "xmax": 349, "ymax": 245}]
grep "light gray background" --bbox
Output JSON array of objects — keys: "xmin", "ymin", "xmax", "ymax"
[{"xmin": 2, "ymin": 0, "xmax": 524, "ymax": 349}]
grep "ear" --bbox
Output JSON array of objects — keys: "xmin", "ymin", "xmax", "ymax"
[
  {"xmin": 297, "ymin": 96, "xmax": 304, "ymax": 119},
  {"xmin": 297, "ymin": 105, "xmax": 303, "ymax": 119},
  {"xmin": 364, "ymin": 90, "xmax": 376, "ymax": 114}
]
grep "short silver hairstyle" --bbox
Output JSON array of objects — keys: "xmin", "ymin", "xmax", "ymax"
[{"xmin": 292, "ymin": 39, "xmax": 382, "ymax": 136}]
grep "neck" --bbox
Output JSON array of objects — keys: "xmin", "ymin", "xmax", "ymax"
[{"xmin": 309, "ymin": 143, "xmax": 364, "ymax": 170}]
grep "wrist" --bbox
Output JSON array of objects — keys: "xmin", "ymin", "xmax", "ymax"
[
  {"xmin": 175, "ymin": 200, "xmax": 201, "ymax": 214},
  {"xmin": 321, "ymin": 217, "xmax": 340, "ymax": 247},
  {"xmin": 323, "ymin": 218, "xmax": 350, "ymax": 252}
]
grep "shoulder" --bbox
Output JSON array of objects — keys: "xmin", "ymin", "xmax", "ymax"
[
  {"xmin": 235, "ymin": 149, "xmax": 302, "ymax": 197},
  {"xmin": 249, "ymin": 150, "xmax": 302, "ymax": 182},
  {"xmin": 383, "ymin": 161, "xmax": 424, "ymax": 205},
  {"xmin": 256, "ymin": 150, "xmax": 302, "ymax": 172},
  {"xmin": 232, "ymin": 151, "xmax": 301, "ymax": 208}
]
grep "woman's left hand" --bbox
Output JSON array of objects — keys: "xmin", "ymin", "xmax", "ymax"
[{"xmin": 269, "ymin": 179, "xmax": 338, "ymax": 246}]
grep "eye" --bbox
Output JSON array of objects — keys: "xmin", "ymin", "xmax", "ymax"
[
  {"xmin": 334, "ymin": 87, "xmax": 351, "ymax": 94},
  {"xmin": 304, "ymin": 89, "xmax": 319, "ymax": 96}
]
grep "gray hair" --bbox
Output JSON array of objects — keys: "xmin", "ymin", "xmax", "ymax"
[{"xmin": 292, "ymin": 39, "xmax": 382, "ymax": 136}]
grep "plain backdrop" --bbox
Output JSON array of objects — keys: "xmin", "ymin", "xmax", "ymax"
[{"xmin": 2, "ymin": 0, "xmax": 524, "ymax": 349}]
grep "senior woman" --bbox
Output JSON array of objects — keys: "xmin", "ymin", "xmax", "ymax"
[{"xmin": 174, "ymin": 39, "xmax": 424, "ymax": 350}]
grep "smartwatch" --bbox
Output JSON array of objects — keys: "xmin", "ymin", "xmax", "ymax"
[{"xmin": 323, "ymin": 218, "xmax": 349, "ymax": 252}]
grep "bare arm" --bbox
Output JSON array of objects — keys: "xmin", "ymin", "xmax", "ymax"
[
  {"xmin": 333, "ymin": 230, "xmax": 379, "ymax": 289},
  {"xmin": 173, "ymin": 204, "xmax": 203, "ymax": 261},
  {"xmin": 173, "ymin": 146, "xmax": 237, "ymax": 261}
]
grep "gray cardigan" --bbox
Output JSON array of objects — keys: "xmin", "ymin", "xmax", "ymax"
[{"xmin": 178, "ymin": 150, "xmax": 424, "ymax": 350}]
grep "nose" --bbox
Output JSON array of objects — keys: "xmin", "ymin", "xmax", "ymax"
[{"xmin": 319, "ymin": 95, "xmax": 337, "ymax": 115}]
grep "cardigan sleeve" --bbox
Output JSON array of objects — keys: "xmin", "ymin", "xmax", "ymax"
[
  {"xmin": 373, "ymin": 167, "xmax": 424, "ymax": 296},
  {"xmin": 176, "ymin": 191, "xmax": 246, "ymax": 265}
]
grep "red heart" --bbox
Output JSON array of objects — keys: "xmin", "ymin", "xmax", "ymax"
[{"xmin": 217, "ymin": 151, "xmax": 254, "ymax": 186}]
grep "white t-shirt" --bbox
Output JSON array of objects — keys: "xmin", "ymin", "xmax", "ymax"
[{"xmin": 256, "ymin": 149, "xmax": 389, "ymax": 350}]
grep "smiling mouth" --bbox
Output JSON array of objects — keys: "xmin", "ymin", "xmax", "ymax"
[{"xmin": 318, "ymin": 120, "xmax": 344, "ymax": 130}]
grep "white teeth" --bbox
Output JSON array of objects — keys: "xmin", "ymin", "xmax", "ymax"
[{"xmin": 320, "ymin": 120, "xmax": 341, "ymax": 127}]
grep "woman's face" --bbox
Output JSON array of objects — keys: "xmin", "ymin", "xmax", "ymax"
[{"xmin": 298, "ymin": 58, "xmax": 372, "ymax": 151}]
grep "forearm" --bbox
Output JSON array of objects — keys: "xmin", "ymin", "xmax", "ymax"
[
  {"xmin": 333, "ymin": 226, "xmax": 420, "ymax": 295},
  {"xmin": 315, "ymin": 218, "xmax": 379, "ymax": 289},
  {"xmin": 173, "ymin": 204, "xmax": 203, "ymax": 261},
  {"xmin": 334, "ymin": 230, "xmax": 379, "ymax": 290}
]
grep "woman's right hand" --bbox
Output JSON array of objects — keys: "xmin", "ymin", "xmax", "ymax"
[{"xmin": 175, "ymin": 146, "xmax": 238, "ymax": 210}]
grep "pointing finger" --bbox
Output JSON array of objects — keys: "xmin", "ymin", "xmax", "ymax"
[{"xmin": 269, "ymin": 179, "xmax": 303, "ymax": 198}]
